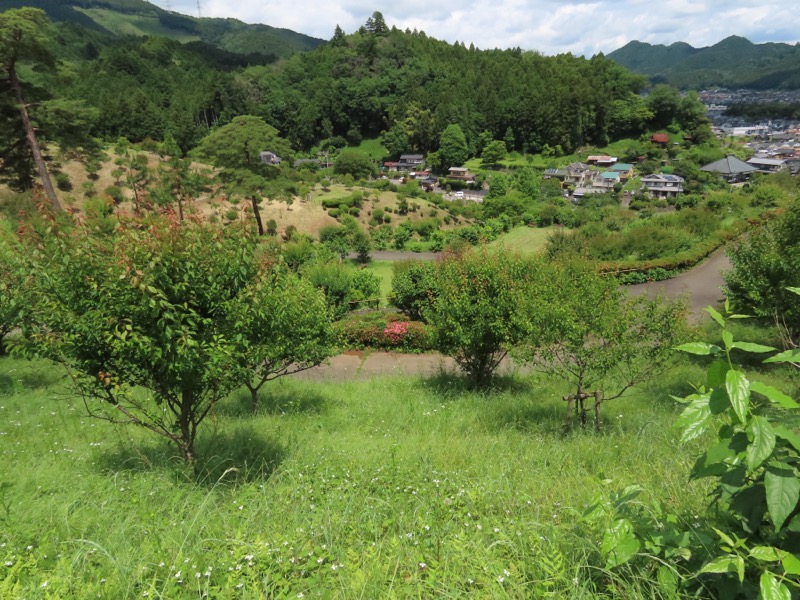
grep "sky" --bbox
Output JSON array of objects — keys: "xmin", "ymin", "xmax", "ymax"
[{"xmin": 151, "ymin": 1, "xmax": 800, "ymax": 57}]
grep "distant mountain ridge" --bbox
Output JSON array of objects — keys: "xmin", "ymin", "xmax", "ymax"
[
  {"xmin": 0, "ymin": 0, "xmax": 325, "ymax": 58},
  {"xmin": 608, "ymin": 36, "xmax": 800, "ymax": 90}
]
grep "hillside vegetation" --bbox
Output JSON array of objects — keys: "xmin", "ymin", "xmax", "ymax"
[
  {"xmin": 0, "ymin": 0, "xmax": 324, "ymax": 57},
  {"xmin": 608, "ymin": 35, "xmax": 800, "ymax": 90}
]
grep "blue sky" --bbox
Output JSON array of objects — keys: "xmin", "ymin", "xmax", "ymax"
[{"xmin": 151, "ymin": 1, "xmax": 800, "ymax": 57}]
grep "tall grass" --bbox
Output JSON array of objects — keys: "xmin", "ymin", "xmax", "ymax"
[{"xmin": 1, "ymin": 355, "xmax": 713, "ymax": 597}]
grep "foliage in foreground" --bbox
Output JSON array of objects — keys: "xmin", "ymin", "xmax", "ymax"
[
  {"xmin": 584, "ymin": 303, "xmax": 800, "ymax": 598},
  {"xmin": 9, "ymin": 213, "xmax": 333, "ymax": 463}
]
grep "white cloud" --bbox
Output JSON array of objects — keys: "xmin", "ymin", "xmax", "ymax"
[{"xmin": 152, "ymin": 1, "xmax": 800, "ymax": 56}]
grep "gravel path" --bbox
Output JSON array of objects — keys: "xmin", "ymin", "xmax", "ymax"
[{"xmin": 300, "ymin": 249, "xmax": 732, "ymax": 380}]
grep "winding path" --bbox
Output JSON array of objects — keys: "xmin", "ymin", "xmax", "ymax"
[{"xmin": 297, "ymin": 249, "xmax": 731, "ymax": 380}]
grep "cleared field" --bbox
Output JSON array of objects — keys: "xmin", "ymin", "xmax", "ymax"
[{"xmin": 489, "ymin": 225, "xmax": 555, "ymax": 254}]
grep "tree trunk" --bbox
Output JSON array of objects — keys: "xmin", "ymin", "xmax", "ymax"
[
  {"xmin": 251, "ymin": 196, "xmax": 264, "ymax": 236},
  {"xmin": 8, "ymin": 60, "xmax": 61, "ymax": 212},
  {"xmin": 178, "ymin": 390, "xmax": 196, "ymax": 465}
]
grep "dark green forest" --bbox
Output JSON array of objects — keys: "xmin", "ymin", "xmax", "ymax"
[{"xmin": 2, "ymin": 7, "xmax": 661, "ymax": 158}]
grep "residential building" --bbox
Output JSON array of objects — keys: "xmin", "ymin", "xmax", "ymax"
[
  {"xmin": 640, "ymin": 174, "xmax": 685, "ymax": 199},
  {"xmin": 398, "ymin": 154, "xmax": 425, "ymax": 170},
  {"xmin": 260, "ymin": 151, "xmax": 282, "ymax": 165},
  {"xmin": 610, "ymin": 162, "xmax": 634, "ymax": 179},
  {"xmin": 700, "ymin": 154, "xmax": 758, "ymax": 182},
  {"xmin": 747, "ymin": 157, "xmax": 788, "ymax": 174},
  {"xmin": 592, "ymin": 171, "xmax": 620, "ymax": 189},
  {"xmin": 447, "ymin": 167, "xmax": 475, "ymax": 182}
]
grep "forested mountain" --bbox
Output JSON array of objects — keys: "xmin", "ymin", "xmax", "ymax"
[
  {"xmin": 608, "ymin": 36, "xmax": 800, "ymax": 90},
  {"xmin": 3, "ymin": 8, "xmax": 664, "ymax": 160},
  {"xmin": 0, "ymin": 0, "xmax": 324, "ymax": 58}
]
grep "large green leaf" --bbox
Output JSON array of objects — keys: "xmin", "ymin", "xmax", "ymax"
[
  {"xmin": 731, "ymin": 341, "xmax": 775, "ymax": 353},
  {"xmin": 675, "ymin": 396, "xmax": 712, "ymax": 443},
  {"xmin": 707, "ymin": 360, "xmax": 729, "ymax": 389},
  {"xmin": 705, "ymin": 305, "xmax": 725, "ymax": 328},
  {"xmin": 759, "ymin": 571, "xmax": 791, "ymax": 600},
  {"xmin": 773, "ymin": 425, "xmax": 800, "ymax": 452},
  {"xmin": 746, "ymin": 416, "xmax": 776, "ymax": 472},
  {"xmin": 698, "ymin": 555, "xmax": 738, "ymax": 576},
  {"xmin": 726, "ymin": 369, "xmax": 750, "ymax": 423},
  {"xmin": 601, "ymin": 518, "xmax": 640, "ymax": 569},
  {"xmin": 764, "ymin": 464, "xmax": 800, "ymax": 530},
  {"xmin": 675, "ymin": 342, "xmax": 722, "ymax": 355},
  {"xmin": 782, "ymin": 552, "xmax": 800, "ymax": 576},
  {"xmin": 750, "ymin": 381, "xmax": 800, "ymax": 409},
  {"xmin": 764, "ymin": 349, "xmax": 800, "ymax": 364}
]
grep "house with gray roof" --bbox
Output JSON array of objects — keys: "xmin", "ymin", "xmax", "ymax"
[
  {"xmin": 640, "ymin": 174, "xmax": 685, "ymax": 199},
  {"xmin": 747, "ymin": 157, "xmax": 788, "ymax": 174},
  {"xmin": 700, "ymin": 155, "xmax": 757, "ymax": 182}
]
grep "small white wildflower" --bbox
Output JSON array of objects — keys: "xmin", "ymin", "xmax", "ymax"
[
  {"xmin": 40, "ymin": 581, "xmax": 48, "ymax": 588},
  {"xmin": 418, "ymin": 562, "xmax": 427, "ymax": 569},
  {"xmin": 504, "ymin": 569, "xmax": 511, "ymax": 577},
  {"xmin": 174, "ymin": 571, "xmax": 181, "ymax": 579},
  {"xmin": 497, "ymin": 575, "xmax": 505, "ymax": 583},
  {"xmin": 5, "ymin": 561, "xmax": 13, "ymax": 567}
]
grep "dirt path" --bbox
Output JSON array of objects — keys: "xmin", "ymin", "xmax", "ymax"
[{"xmin": 298, "ymin": 249, "xmax": 731, "ymax": 380}]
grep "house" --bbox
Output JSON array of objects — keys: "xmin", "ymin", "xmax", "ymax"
[
  {"xmin": 640, "ymin": 174, "xmax": 685, "ymax": 199},
  {"xmin": 592, "ymin": 171, "xmax": 620, "ymax": 189},
  {"xmin": 447, "ymin": 167, "xmax": 475, "ymax": 182},
  {"xmin": 544, "ymin": 161, "xmax": 593, "ymax": 187},
  {"xmin": 260, "ymin": 151, "xmax": 282, "ymax": 165},
  {"xmin": 785, "ymin": 157, "xmax": 800, "ymax": 175},
  {"xmin": 383, "ymin": 161, "xmax": 400, "ymax": 172},
  {"xmin": 398, "ymin": 154, "xmax": 425, "ymax": 170},
  {"xmin": 746, "ymin": 157, "xmax": 788, "ymax": 174},
  {"xmin": 610, "ymin": 162, "xmax": 634, "ymax": 179},
  {"xmin": 572, "ymin": 186, "xmax": 606, "ymax": 201},
  {"xmin": 587, "ymin": 155, "xmax": 618, "ymax": 167},
  {"xmin": 700, "ymin": 155, "xmax": 758, "ymax": 182},
  {"xmin": 650, "ymin": 133, "xmax": 669, "ymax": 146}
]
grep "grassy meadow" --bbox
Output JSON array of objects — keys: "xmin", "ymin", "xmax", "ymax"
[{"xmin": 0, "ymin": 350, "xmax": 723, "ymax": 598}]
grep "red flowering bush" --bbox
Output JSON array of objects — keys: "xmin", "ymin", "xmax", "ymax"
[{"xmin": 334, "ymin": 312, "xmax": 434, "ymax": 352}]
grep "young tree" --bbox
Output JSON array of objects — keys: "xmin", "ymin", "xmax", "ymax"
[
  {"xmin": 0, "ymin": 8, "xmax": 61, "ymax": 211},
  {"xmin": 334, "ymin": 149, "xmax": 376, "ymax": 180},
  {"xmin": 229, "ymin": 263, "xmax": 333, "ymax": 412},
  {"xmin": 14, "ymin": 214, "xmax": 329, "ymax": 465},
  {"xmin": 191, "ymin": 115, "xmax": 293, "ymax": 172},
  {"xmin": 424, "ymin": 248, "xmax": 548, "ymax": 387},
  {"xmin": 724, "ymin": 201, "xmax": 800, "ymax": 346},
  {"xmin": 436, "ymin": 124, "xmax": 468, "ymax": 172},
  {"xmin": 481, "ymin": 140, "xmax": 507, "ymax": 168},
  {"xmin": 522, "ymin": 261, "xmax": 689, "ymax": 429}
]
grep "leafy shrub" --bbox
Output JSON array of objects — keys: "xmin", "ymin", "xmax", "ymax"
[
  {"xmin": 334, "ymin": 311, "xmax": 434, "ymax": 352},
  {"xmin": 224, "ymin": 209, "xmax": 238, "ymax": 221},
  {"xmin": 54, "ymin": 172, "xmax": 72, "ymax": 191},
  {"xmin": 391, "ymin": 260, "xmax": 436, "ymax": 321}
]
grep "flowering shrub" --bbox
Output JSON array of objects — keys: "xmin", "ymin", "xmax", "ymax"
[{"xmin": 334, "ymin": 312, "xmax": 434, "ymax": 352}]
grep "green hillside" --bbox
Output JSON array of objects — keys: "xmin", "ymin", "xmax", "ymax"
[
  {"xmin": 608, "ymin": 36, "xmax": 800, "ymax": 90},
  {"xmin": 0, "ymin": 0, "xmax": 325, "ymax": 57}
]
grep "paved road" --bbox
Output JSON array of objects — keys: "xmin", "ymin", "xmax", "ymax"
[
  {"xmin": 300, "ymin": 249, "xmax": 731, "ymax": 380},
  {"xmin": 625, "ymin": 250, "xmax": 731, "ymax": 322}
]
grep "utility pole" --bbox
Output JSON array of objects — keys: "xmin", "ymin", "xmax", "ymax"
[{"xmin": 196, "ymin": 0, "xmax": 202, "ymax": 17}]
